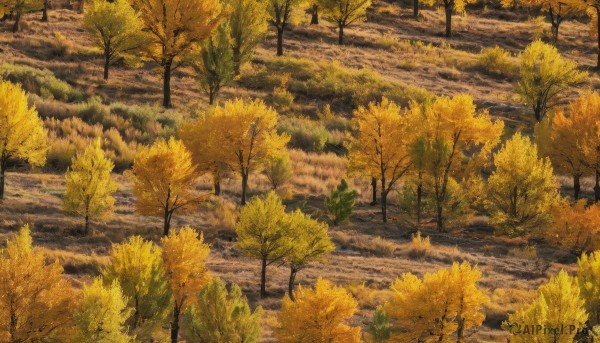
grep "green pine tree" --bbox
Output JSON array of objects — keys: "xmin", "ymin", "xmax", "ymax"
[
  {"xmin": 193, "ymin": 22, "xmax": 235, "ymax": 105},
  {"xmin": 325, "ymin": 179, "xmax": 358, "ymax": 226},
  {"xmin": 368, "ymin": 306, "xmax": 391, "ymax": 342}
]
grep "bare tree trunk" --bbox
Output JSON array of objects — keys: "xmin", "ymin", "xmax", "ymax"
[
  {"xmin": 370, "ymin": 177, "xmax": 377, "ymax": 205},
  {"xmin": 213, "ymin": 177, "xmax": 221, "ymax": 196},
  {"xmin": 276, "ymin": 28, "xmax": 284, "ymax": 56},
  {"xmin": 338, "ymin": 24, "xmax": 344, "ymax": 45},
  {"xmin": 310, "ymin": 4, "xmax": 319, "ymax": 24},
  {"xmin": 12, "ymin": 12, "xmax": 20, "ymax": 33},
  {"xmin": 103, "ymin": 45, "xmax": 110, "ymax": 80},
  {"xmin": 241, "ymin": 170, "xmax": 248, "ymax": 205},
  {"xmin": 163, "ymin": 60, "xmax": 172, "ymax": 108},
  {"xmin": 413, "ymin": 0, "xmax": 419, "ymax": 18},
  {"xmin": 288, "ymin": 267, "xmax": 297, "ymax": 300},
  {"xmin": 42, "ymin": 0, "xmax": 49, "ymax": 22},
  {"xmin": 260, "ymin": 257, "xmax": 267, "ymax": 298},
  {"xmin": 574, "ymin": 174, "xmax": 581, "ymax": 200},
  {"xmin": 170, "ymin": 304, "xmax": 180, "ymax": 343},
  {"xmin": 445, "ymin": 6, "xmax": 452, "ymax": 38}
]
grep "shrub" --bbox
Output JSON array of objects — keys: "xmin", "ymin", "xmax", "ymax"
[
  {"xmin": 278, "ymin": 117, "xmax": 329, "ymax": 152},
  {"xmin": 477, "ymin": 46, "xmax": 517, "ymax": 78},
  {"xmin": 240, "ymin": 57, "xmax": 433, "ymax": 109},
  {"xmin": 183, "ymin": 279, "xmax": 262, "ymax": 343},
  {"xmin": 0, "ymin": 63, "xmax": 82, "ymax": 102},
  {"xmin": 264, "ymin": 153, "xmax": 293, "ymax": 190},
  {"xmin": 368, "ymin": 306, "xmax": 391, "ymax": 342},
  {"xmin": 407, "ymin": 231, "xmax": 432, "ymax": 259},
  {"xmin": 325, "ymin": 179, "xmax": 358, "ymax": 226}
]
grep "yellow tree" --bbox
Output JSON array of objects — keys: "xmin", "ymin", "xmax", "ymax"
[
  {"xmin": 347, "ymin": 98, "xmax": 413, "ymax": 223},
  {"xmin": 286, "ymin": 210, "xmax": 335, "ymax": 299},
  {"xmin": 83, "ymin": 0, "xmax": 148, "ymax": 80},
  {"xmin": 267, "ymin": 0, "xmax": 304, "ymax": 56},
  {"xmin": 546, "ymin": 200, "xmax": 600, "ymax": 254},
  {"xmin": 72, "ymin": 279, "xmax": 132, "ymax": 343},
  {"xmin": 64, "ymin": 138, "xmax": 118, "ymax": 235},
  {"xmin": 130, "ymin": 0, "xmax": 225, "ymax": 107},
  {"xmin": 0, "ymin": 225, "xmax": 74, "ymax": 342},
  {"xmin": 276, "ymin": 278, "xmax": 361, "ymax": 343},
  {"xmin": 535, "ymin": 110, "xmax": 591, "ymax": 200},
  {"xmin": 485, "ymin": 133, "xmax": 559, "ymax": 236},
  {"xmin": 180, "ymin": 112, "xmax": 229, "ymax": 196},
  {"xmin": 226, "ymin": 0, "xmax": 268, "ymax": 74},
  {"xmin": 183, "ymin": 279, "xmax": 263, "ymax": 343},
  {"xmin": 505, "ymin": 270, "xmax": 588, "ymax": 343},
  {"xmin": 417, "ymin": 95, "xmax": 503, "ymax": 232},
  {"xmin": 516, "ymin": 40, "xmax": 586, "ymax": 122},
  {"xmin": 566, "ymin": 91, "xmax": 600, "ymax": 202},
  {"xmin": 236, "ymin": 191, "xmax": 294, "ymax": 298},
  {"xmin": 161, "ymin": 227, "xmax": 211, "ymax": 343},
  {"xmin": 385, "ymin": 261, "xmax": 488, "ymax": 342},
  {"xmin": 508, "ymin": 0, "xmax": 581, "ymax": 43},
  {"xmin": 211, "ymin": 98, "xmax": 289, "ymax": 205},
  {"xmin": 129, "ymin": 138, "xmax": 204, "ymax": 236},
  {"xmin": 317, "ymin": 0, "xmax": 371, "ymax": 44},
  {"xmin": 578, "ymin": 251, "xmax": 600, "ymax": 326},
  {"xmin": 422, "ymin": 0, "xmax": 475, "ymax": 37},
  {"xmin": 0, "ymin": 80, "xmax": 47, "ymax": 199},
  {"xmin": 102, "ymin": 236, "xmax": 171, "ymax": 333},
  {"xmin": 0, "ymin": 0, "xmax": 42, "ymax": 32}
]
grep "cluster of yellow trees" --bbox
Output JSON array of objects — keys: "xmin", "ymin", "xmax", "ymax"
[{"xmin": 4, "ymin": 221, "xmax": 600, "ymax": 342}]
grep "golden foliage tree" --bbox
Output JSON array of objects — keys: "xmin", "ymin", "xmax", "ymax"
[
  {"xmin": 72, "ymin": 279, "xmax": 132, "ymax": 343},
  {"xmin": 504, "ymin": 270, "xmax": 588, "ymax": 342},
  {"xmin": 385, "ymin": 261, "xmax": 488, "ymax": 342},
  {"xmin": 286, "ymin": 210, "xmax": 335, "ymax": 299},
  {"xmin": 578, "ymin": 251, "xmax": 600, "ymax": 326},
  {"xmin": 516, "ymin": 40, "xmax": 586, "ymax": 122},
  {"xmin": 507, "ymin": 0, "xmax": 581, "ymax": 43},
  {"xmin": 422, "ymin": 0, "xmax": 475, "ymax": 37},
  {"xmin": 236, "ymin": 192, "xmax": 294, "ymax": 298},
  {"xmin": 180, "ymin": 112, "xmax": 229, "ymax": 196},
  {"xmin": 129, "ymin": 138, "xmax": 204, "ymax": 236},
  {"xmin": 413, "ymin": 94, "xmax": 503, "ymax": 232},
  {"xmin": 82, "ymin": 0, "xmax": 148, "ymax": 80},
  {"xmin": 535, "ymin": 110, "xmax": 591, "ymax": 200},
  {"xmin": 210, "ymin": 98, "xmax": 289, "ymax": 205},
  {"xmin": 317, "ymin": 0, "xmax": 371, "ymax": 44},
  {"xmin": 0, "ymin": 80, "xmax": 47, "ymax": 199},
  {"xmin": 226, "ymin": 0, "xmax": 268, "ymax": 74},
  {"xmin": 266, "ymin": 0, "xmax": 304, "ymax": 56},
  {"xmin": 546, "ymin": 200, "xmax": 600, "ymax": 254},
  {"xmin": 347, "ymin": 98, "xmax": 413, "ymax": 223},
  {"xmin": 564, "ymin": 92, "xmax": 600, "ymax": 202},
  {"xmin": 130, "ymin": 0, "xmax": 225, "ymax": 107},
  {"xmin": 161, "ymin": 227, "xmax": 211, "ymax": 343},
  {"xmin": 102, "ymin": 236, "xmax": 171, "ymax": 334},
  {"xmin": 64, "ymin": 138, "xmax": 117, "ymax": 235},
  {"xmin": 485, "ymin": 133, "xmax": 559, "ymax": 236},
  {"xmin": 183, "ymin": 279, "xmax": 263, "ymax": 343},
  {"xmin": 276, "ymin": 278, "xmax": 361, "ymax": 343},
  {"xmin": 0, "ymin": 225, "xmax": 74, "ymax": 342}
]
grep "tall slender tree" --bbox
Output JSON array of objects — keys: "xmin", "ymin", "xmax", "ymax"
[{"xmin": 130, "ymin": 0, "xmax": 225, "ymax": 107}]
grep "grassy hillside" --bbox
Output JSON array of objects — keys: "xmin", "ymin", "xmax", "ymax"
[{"xmin": 1, "ymin": 0, "xmax": 599, "ymax": 341}]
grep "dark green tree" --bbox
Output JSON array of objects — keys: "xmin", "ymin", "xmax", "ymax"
[{"xmin": 325, "ymin": 179, "xmax": 358, "ymax": 226}]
